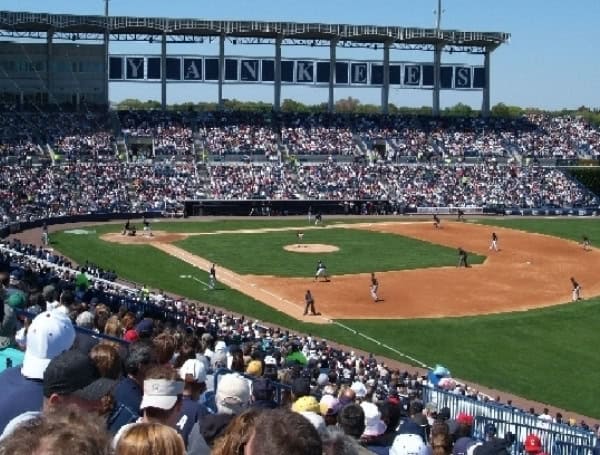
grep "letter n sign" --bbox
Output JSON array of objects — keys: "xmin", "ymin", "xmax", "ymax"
[
  {"xmin": 296, "ymin": 61, "xmax": 314, "ymax": 83},
  {"xmin": 240, "ymin": 60, "xmax": 259, "ymax": 81}
]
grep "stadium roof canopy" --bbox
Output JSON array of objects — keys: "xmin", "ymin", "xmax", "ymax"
[{"xmin": 0, "ymin": 10, "xmax": 509, "ymax": 50}]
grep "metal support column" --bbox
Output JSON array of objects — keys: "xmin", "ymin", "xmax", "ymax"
[
  {"xmin": 218, "ymin": 33, "xmax": 225, "ymax": 110},
  {"xmin": 433, "ymin": 44, "xmax": 442, "ymax": 117},
  {"xmin": 161, "ymin": 33, "xmax": 167, "ymax": 110},
  {"xmin": 482, "ymin": 49, "xmax": 491, "ymax": 117},
  {"xmin": 274, "ymin": 35, "xmax": 282, "ymax": 111},
  {"xmin": 328, "ymin": 39, "xmax": 337, "ymax": 113},
  {"xmin": 381, "ymin": 41, "xmax": 390, "ymax": 114},
  {"xmin": 46, "ymin": 31, "xmax": 53, "ymax": 106},
  {"xmin": 104, "ymin": 0, "xmax": 110, "ymax": 109}
]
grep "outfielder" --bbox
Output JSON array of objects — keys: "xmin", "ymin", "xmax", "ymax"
[
  {"xmin": 314, "ymin": 260, "xmax": 330, "ymax": 282},
  {"xmin": 370, "ymin": 272, "xmax": 380, "ymax": 302}
]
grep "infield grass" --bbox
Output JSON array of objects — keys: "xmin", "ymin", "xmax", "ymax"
[
  {"xmin": 176, "ymin": 228, "xmax": 484, "ymax": 276},
  {"xmin": 51, "ymin": 217, "xmax": 600, "ymax": 418}
]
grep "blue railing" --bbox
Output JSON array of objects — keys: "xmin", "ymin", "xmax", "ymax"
[{"xmin": 423, "ymin": 387, "xmax": 596, "ymax": 454}]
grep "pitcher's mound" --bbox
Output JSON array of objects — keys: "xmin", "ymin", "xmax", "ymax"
[
  {"xmin": 101, "ymin": 231, "xmax": 188, "ymax": 244},
  {"xmin": 284, "ymin": 243, "xmax": 339, "ymax": 253}
]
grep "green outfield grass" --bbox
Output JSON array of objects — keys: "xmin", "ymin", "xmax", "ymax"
[{"xmin": 51, "ymin": 218, "xmax": 600, "ymax": 418}]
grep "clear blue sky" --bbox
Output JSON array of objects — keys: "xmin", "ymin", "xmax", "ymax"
[{"xmin": 8, "ymin": 0, "xmax": 600, "ymax": 110}]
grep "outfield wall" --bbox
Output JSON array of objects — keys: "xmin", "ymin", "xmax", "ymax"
[{"xmin": 1, "ymin": 203, "xmax": 598, "ymax": 239}]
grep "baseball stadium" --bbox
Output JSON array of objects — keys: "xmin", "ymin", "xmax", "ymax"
[{"xmin": 0, "ymin": 3, "xmax": 600, "ymax": 455}]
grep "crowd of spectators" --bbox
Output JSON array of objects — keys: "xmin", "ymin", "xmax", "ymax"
[
  {"xmin": 3, "ymin": 109, "xmax": 597, "ymax": 161},
  {"xmin": 0, "ymin": 159, "xmax": 596, "ymax": 224},
  {"xmin": 206, "ymin": 162, "xmax": 597, "ymax": 207},
  {"xmin": 0, "ymin": 108, "xmax": 598, "ymax": 225},
  {"xmin": 118, "ymin": 111, "xmax": 599, "ymax": 160},
  {"xmin": 0, "ymin": 238, "xmax": 598, "ymax": 454}
]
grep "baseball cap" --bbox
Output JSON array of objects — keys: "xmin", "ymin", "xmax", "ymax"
[
  {"xmin": 319, "ymin": 394, "xmax": 342, "ymax": 416},
  {"xmin": 179, "ymin": 359, "xmax": 207, "ymax": 383},
  {"xmin": 75, "ymin": 311, "xmax": 95, "ymax": 329},
  {"xmin": 351, "ymin": 381, "xmax": 367, "ymax": 398},
  {"xmin": 216, "ymin": 373, "xmax": 250, "ymax": 414},
  {"xmin": 263, "ymin": 355, "xmax": 277, "ymax": 366},
  {"xmin": 317, "ymin": 372, "xmax": 329, "ymax": 386},
  {"xmin": 390, "ymin": 433, "xmax": 429, "ymax": 455},
  {"xmin": 21, "ymin": 310, "xmax": 76, "ymax": 379},
  {"xmin": 245, "ymin": 360, "xmax": 263, "ymax": 377},
  {"xmin": 6, "ymin": 291, "xmax": 26, "ymax": 309},
  {"xmin": 362, "ymin": 402, "xmax": 387, "ymax": 436},
  {"xmin": 43, "ymin": 350, "xmax": 116, "ymax": 400},
  {"xmin": 457, "ymin": 412, "xmax": 474, "ymax": 426},
  {"xmin": 292, "ymin": 395, "xmax": 320, "ymax": 413},
  {"xmin": 135, "ymin": 319, "xmax": 154, "ymax": 337},
  {"xmin": 9, "ymin": 269, "xmax": 24, "ymax": 282},
  {"xmin": 140, "ymin": 379, "xmax": 184, "ymax": 410}
]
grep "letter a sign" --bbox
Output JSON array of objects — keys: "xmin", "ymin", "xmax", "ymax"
[{"xmin": 183, "ymin": 59, "xmax": 203, "ymax": 80}]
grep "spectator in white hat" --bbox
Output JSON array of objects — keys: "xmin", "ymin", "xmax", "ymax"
[
  {"xmin": 175, "ymin": 359, "xmax": 209, "ymax": 447},
  {"xmin": 113, "ymin": 365, "xmax": 184, "ymax": 447},
  {"xmin": 186, "ymin": 373, "xmax": 250, "ymax": 455},
  {"xmin": 0, "ymin": 310, "xmax": 75, "ymax": 434}
]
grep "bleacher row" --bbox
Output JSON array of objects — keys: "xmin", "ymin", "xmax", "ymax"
[{"xmin": 0, "ymin": 238, "xmax": 598, "ymax": 454}]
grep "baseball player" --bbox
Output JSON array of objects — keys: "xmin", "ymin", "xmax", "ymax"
[
  {"xmin": 122, "ymin": 219, "xmax": 131, "ymax": 235},
  {"xmin": 489, "ymin": 232, "xmax": 499, "ymax": 251},
  {"xmin": 303, "ymin": 289, "xmax": 318, "ymax": 315},
  {"xmin": 297, "ymin": 231, "xmax": 304, "ymax": 243},
  {"xmin": 457, "ymin": 208, "xmax": 465, "ymax": 222},
  {"xmin": 370, "ymin": 272, "xmax": 380, "ymax": 302},
  {"xmin": 143, "ymin": 216, "xmax": 153, "ymax": 236},
  {"xmin": 571, "ymin": 277, "xmax": 581, "ymax": 301},
  {"xmin": 457, "ymin": 247, "xmax": 470, "ymax": 268},
  {"xmin": 41, "ymin": 222, "xmax": 49, "ymax": 246},
  {"xmin": 314, "ymin": 260, "xmax": 330, "ymax": 282},
  {"xmin": 314, "ymin": 212, "xmax": 323, "ymax": 226},
  {"xmin": 582, "ymin": 235, "xmax": 591, "ymax": 251},
  {"xmin": 209, "ymin": 264, "xmax": 217, "ymax": 290},
  {"xmin": 433, "ymin": 214, "xmax": 441, "ymax": 229}
]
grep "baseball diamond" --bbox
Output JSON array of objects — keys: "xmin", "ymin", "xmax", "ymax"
[{"xmin": 2, "ymin": 4, "xmax": 600, "ymax": 453}]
